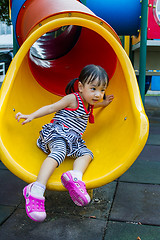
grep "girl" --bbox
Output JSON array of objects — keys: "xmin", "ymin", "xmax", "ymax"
[{"xmin": 15, "ymin": 64, "xmax": 114, "ymax": 222}]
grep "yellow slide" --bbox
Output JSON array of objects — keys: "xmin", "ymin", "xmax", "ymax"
[{"xmin": 0, "ymin": 2, "xmax": 149, "ymax": 191}]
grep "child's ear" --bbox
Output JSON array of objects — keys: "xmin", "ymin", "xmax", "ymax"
[{"xmin": 78, "ymin": 81, "xmax": 83, "ymax": 93}]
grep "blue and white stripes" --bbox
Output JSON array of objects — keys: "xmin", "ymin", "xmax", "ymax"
[
  {"xmin": 53, "ymin": 92, "xmax": 90, "ymax": 135},
  {"xmin": 37, "ymin": 92, "xmax": 93, "ymax": 166}
]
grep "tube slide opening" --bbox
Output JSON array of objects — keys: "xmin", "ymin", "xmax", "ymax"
[
  {"xmin": 30, "ymin": 25, "xmax": 82, "ymax": 60},
  {"xmin": 29, "ymin": 25, "xmax": 117, "ymax": 96}
]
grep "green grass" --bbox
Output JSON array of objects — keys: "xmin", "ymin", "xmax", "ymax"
[{"xmin": 146, "ymin": 94, "xmax": 160, "ymax": 96}]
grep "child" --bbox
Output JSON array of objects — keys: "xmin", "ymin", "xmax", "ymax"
[{"xmin": 15, "ymin": 64, "xmax": 114, "ymax": 222}]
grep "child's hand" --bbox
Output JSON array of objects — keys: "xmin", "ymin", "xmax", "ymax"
[
  {"xmin": 102, "ymin": 94, "xmax": 114, "ymax": 107},
  {"xmin": 94, "ymin": 94, "xmax": 114, "ymax": 108},
  {"xmin": 15, "ymin": 112, "xmax": 34, "ymax": 125}
]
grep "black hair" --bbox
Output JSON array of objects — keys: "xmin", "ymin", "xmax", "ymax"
[
  {"xmin": 65, "ymin": 78, "xmax": 79, "ymax": 95},
  {"xmin": 65, "ymin": 64, "xmax": 109, "ymax": 97}
]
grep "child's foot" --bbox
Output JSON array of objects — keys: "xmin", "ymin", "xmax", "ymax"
[
  {"xmin": 23, "ymin": 183, "xmax": 46, "ymax": 222},
  {"xmin": 61, "ymin": 171, "xmax": 90, "ymax": 206}
]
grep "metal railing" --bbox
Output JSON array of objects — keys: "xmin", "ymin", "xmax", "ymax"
[{"xmin": 0, "ymin": 62, "xmax": 5, "ymax": 75}]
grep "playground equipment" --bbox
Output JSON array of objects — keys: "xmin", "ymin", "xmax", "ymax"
[
  {"xmin": 0, "ymin": 0, "xmax": 149, "ymax": 191},
  {"xmin": 133, "ymin": 0, "xmax": 160, "ymax": 93},
  {"xmin": 80, "ymin": 0, "xmax": 141, "ymax": 36},
  {"xmin": 147, "ymin": 0, "xmax": 160, "ymax": 39}
]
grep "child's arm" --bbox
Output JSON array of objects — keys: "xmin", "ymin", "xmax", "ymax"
[
  {"xmin": 15, "ymin": 94, "xmax": 76, "ymax": 125},
  {"xmin": 94, "ymin": 94, "xmax": 114, "ymax": 108}
]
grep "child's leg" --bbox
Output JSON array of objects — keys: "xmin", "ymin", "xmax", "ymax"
[
  {"xmin": 67, "ymin": 154, "xmax": 92, "ymax": 182},
  {"xmin": 71, "ymin": 146, "xmax": 93, "ymax": 181},
  {"xmin": 30, "ymin": 157, "xmax": 58, "ymax": 198},
  {"xmin": 73, "ymin": 154, "xmax": 92, "ymax": 174},
  {"xmin": 36, "ymin": 157, "xmax": 58, "ymax": 186},
  {"xmin": 23, "ymin": 138, "xmax": 67, "ymax": 222},
  {"xmin": 32, "ymin": 138, "xmax": 67, "ymax": 195},
  {"xmin": 61, "ymin": 149, "xmax": 93, "ymax": 207}
]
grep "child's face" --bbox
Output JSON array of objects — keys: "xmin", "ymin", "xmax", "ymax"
[{"xmin": 78, "ymin": 78, "xmax": 107, "ymax": 106}]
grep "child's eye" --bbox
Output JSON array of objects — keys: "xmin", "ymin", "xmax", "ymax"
[{"xmin": 91, "ymin": 87, "xmax": 96, "ymax": 91}]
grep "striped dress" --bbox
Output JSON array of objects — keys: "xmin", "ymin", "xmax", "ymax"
[{"xmin": 37, "ymin": 92, "xmax": 94, "ymax": 158}]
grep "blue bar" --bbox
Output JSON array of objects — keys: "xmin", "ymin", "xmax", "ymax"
[{"xmin": 11, "ymin": 0, "xmax": 27, "ymax": 46}]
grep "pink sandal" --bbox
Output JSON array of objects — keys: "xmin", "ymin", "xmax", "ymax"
[
  {"xmin": 23, "ymin": 183, "xmax": 46, "ymax": 222},
  {"xmin": 61, "ymin": 172, "xmax": 91, "ymax": 206}
]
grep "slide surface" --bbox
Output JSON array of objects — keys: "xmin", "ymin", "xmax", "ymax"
[{"xmin": 0, "ymin": 0, "xmax": 149, "ymax": 190}]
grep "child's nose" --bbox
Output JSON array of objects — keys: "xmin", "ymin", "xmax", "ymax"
[{"xmin": 95, "ymin": 91, "xmax": 101, "ymax": 97}]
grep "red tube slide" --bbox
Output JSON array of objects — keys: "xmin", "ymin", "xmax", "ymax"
[{"xmin": 14, "ymin": 0, "xmax": 118, "ymax": 95}]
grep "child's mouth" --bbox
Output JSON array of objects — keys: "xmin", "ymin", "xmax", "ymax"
[{"xmin": 92, "ymin": 99, "xmax": 99, "ymax": 103}]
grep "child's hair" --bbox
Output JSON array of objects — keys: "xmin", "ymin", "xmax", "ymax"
[{"xmin": 65, "ymin": 64, "xmax": 109, "ymax": 99}]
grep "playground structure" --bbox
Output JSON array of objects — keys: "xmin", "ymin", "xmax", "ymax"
[
  {"xmin": 84, "ymin": 0, "xmax": 160, "ymax": 94},
  {"xmin": 0, "ymin": 0, "xmax": 149, "ymax": 191},
  {"xmin": 133, "ymin": 0, "xmax": 160, "ymax": 92}
]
